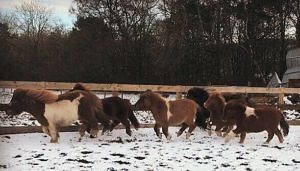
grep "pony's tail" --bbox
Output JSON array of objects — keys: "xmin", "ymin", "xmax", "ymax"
[
  {"xmin": 280, "ymin": 114, "xmax": 289, "ymax": 136},
  {"xmin": 128, "ymin": 109, "xmax": 140, "ymax": 129},
  {"xmin": 195, "ymin": 106, "xmax": 210, "ymax": 129}
]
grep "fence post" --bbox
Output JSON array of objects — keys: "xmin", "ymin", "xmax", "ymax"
[{"xmin": 278, "ymin": 88, "xmax": 285, "ymax": 111}]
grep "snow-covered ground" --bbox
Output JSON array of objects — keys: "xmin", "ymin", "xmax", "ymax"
[
  {"xmin": 0, "ymin": 126, "xmax": 300, "ymax": 170},
  {"xmin": 1, "ymin": 90, "xmax": 300, "ymax": 170}
]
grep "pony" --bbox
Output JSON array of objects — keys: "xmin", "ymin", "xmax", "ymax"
[
  {"xmin": 223, "ymin": 101, "xmax": 289, "ymax": 143},
  {"xmin": 101, "ymin": 97, "xmax": 140, "ymax": 136},
  {"xmin": 204, "ymin": 92, "xmax": 255, "ymax": 136},
  {"xmin": 5, "ymin": 88, "xmax": 109, "ymax": 143},
  {"xmin": 69, "ymin": 83, "xmax": 140, "ymax": 136},
  {"xmin": 134, "ymin": 90, "xmax": 198, "ymax": 140},
  {"xmin": 186, "ymin": 87, "xmax": 210, "ymax": 129}
]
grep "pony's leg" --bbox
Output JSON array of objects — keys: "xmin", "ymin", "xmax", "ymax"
[
  {"xmin": 154, "ymin": 124, "xmax": 161, "ymax": 138},
  {"xmin": 274, "ymin": 128, "xmax": 284, "ymax": 143},
  {"xmin": 78, "ymin": 123, "xmax": 88, "ymax": 137},
  {"xmin": 207, "ymin": 121, "xmax": 212, "ymax": 136},
  {"xmin": 162, "ymin": 125, "xmax": 171, "ymax": 140},
  {"xmin": 264, "ymin": 130, "xmax": 275, "ymax": 144},
  {"xmin": 186, "ymin": 123, "xmax": 196, "ymax": 139},
  {"xmin": 89, "ymin": 121, "xmax": 100, "ymax": 138},
  {"xmin": 225, "ymin": 129, "xmax": 238, "ymax": 143},
  {"xmin": 42, "ymin": 126, "xmax": 50, "ymax": 136},
  {"xmin": 154, "ymin": 124, "xmax": 162, "ymax": 139},
  {"xmin": 215, "ymin": 124, "xmax": 224, "ymax": 137},
  {"xmin": 110, "ymin": 120, "xmax": 120, "ymax": 132},
  {"xmin": 223, "ymin": 125, "xmax": 234, "ymax": 137},
  {"xmin": 100, "ymin": 120, "xmax": 111, "ymax": 135},
  {"xmin": 177, "ymin": 123, "xmax": 188, "ymax": 137},
  {"xmin": 48, "ymin": 124, "xmax": 58, "ymax": 143},
  {"xmin": 239, "ymin": 132, "xmax": 246, "ymax": 143},
  {"xmin": 120, "ymin": 119, "xmax": 132, "ymax": 136}
]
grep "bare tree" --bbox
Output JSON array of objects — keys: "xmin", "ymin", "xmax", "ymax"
[{"xmin": 14, "ymin": 0, "xmax": 53, "ymax": 49}]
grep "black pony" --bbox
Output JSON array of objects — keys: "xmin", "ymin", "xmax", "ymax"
[{"xmin": 186, "ymin": 87, "xmax": 210, "ymax": 129}]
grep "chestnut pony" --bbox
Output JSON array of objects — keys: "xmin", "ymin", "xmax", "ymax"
[
  {"xmin": 134, "ymin": 90, "xmax": 199, "ymax": 140},
  {"xmin": 69, "ymin": 83, "xmax": 140, "ymax": 136},
  {"xmin": 204, "ymin": 92, "xmax": 255, "ymax": 136},
  {"xmin": 223, "ymin": 101, "xmax": 289, "ymax": 143},
  {"xmin": 5, "ymin": 88, "xmax": 109, "ymax": 143}
]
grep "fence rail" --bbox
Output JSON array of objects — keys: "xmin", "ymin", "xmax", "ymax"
[
  {"xmin": 0, "ymin": 81, "xmax": 300, "ymax": 110},
  {"xmin": 1, "ymin": 81, "xmax": 300, "ymax": 93}
]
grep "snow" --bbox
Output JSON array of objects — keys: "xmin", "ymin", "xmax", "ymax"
[
  {"xmin": 0, "ymin": 126, "xmax": 300, "ymax": 170},
  {"xmin": 0, "ymin": 89, "xmax": 300, "ymax": 170}
]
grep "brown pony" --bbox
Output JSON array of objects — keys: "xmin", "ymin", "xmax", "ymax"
[
  {"xmin": 204, "ymin": 92, "xmax": 228, "ymax": 136},
  {"xmin": 69, "ymin": 83, "xmax": 140, "ymax": 136},
  {"xmin": 134, "ymin": 90, "xmax": 198, "ymax": 140},
  {"xmin": 204, "ymin": 92, "xmax": 254, "ymax": 136},
  {"xmin": 223, "ymin": 101, "xmax": 289, "ymax": 143},
  {"xmin": 5, "ymin": 88, "xmax": 109, "ymax": 143}
]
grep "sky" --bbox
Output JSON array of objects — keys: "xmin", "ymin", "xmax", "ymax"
[{"xmin": 0, "ymin": 0, "xmax": 75, "ymax": 29}]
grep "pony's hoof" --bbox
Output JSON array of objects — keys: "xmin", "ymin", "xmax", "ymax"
[
  {"xmin": 79, "ymin": 131, "xmax": 85, "ymax": 137},
  {"xmin": 208, "ymin": 130, "xmax": 212, "ymax": 136},
  {"xmin": 216, "ymin": 131, "xmax": 222, "ymax": 137},
  {"xmin": 90, "ymin": 129, "xmax": 99, "ymax": 138},
  {"xmin": 50, "ymin": 139, "xmax": 58, "ymax": 143},
  {"xmin": 158, "ymin": 134, "xmax": 162, "ymax": 139},
  {"xmin": 126, "ymin": 131, "xmax": 132, "ymax": 136},
  {"xmin": 186, "ymin": 132, "xmax": 191, "ymax": 139},
  {"xmin": 166, "ymin": 135, "xmax": 172, "ymax": 140},
  {"xmin": 225, "ymin": 136, "xmax": 231, "ymax": 143},
  {"xmin": 177, "ymin": 131, "xmax": 183, "ymax": 137}
]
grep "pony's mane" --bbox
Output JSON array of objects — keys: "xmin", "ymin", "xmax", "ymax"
[
  {"xmin": 211, "ymin": 92, "xmax": 225, "ymax": 102},
  {"xmin": 71, "ymin": 83, "xmax": 90, "ymax": 91},
  {"xmin": 15, "ymin": 88, "xmax": 58, "ymax": 104},
  {"xmin": 148, "ymin": 91, "xmax": 164, "ymax": 100}
]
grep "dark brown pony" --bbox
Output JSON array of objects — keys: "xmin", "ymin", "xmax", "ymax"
[
  {"xmin": 134, "ymin": 90, "xmax": 198, "ymax": 140},
  {"xmin": 223, "ymin": 101, "xmax": 289, "ymax": 143},
  {"xmin": 70, "ymin": 83, "xmax": 140, "ymax": 136},
  {"xmin": 204, "ymin": 92, "xmax": 254, "ymax": 136},
  {"xmin": 5, "ymin": 88, "xmax": 109, "ymax": 143}
]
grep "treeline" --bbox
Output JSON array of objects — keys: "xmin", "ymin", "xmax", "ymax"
[{"xmin": 1, "ymin": 0, "xmax": 300, "ymax": 86}]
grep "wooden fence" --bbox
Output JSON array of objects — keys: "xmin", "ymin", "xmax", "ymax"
[
  {"xmin": 0, "ymin": 81, "xmax": 300, "ymax": 134},
  {"xmin": 1, "ymin": 81, "xmax": 300, "ymax": 110}
]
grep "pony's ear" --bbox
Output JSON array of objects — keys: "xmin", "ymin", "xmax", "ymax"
[
  {"xmin": 72, "ymin": 83, "xmax": 87, "ymax": 91},
  {"xmin": 144, "ymin": 89, "xmax": 152, "ymax": 96}
]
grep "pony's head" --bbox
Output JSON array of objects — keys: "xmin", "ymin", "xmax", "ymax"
[
  {"xmin": 134, "ymin": 90, "xmax": 155, "ymax": 110},
  {"xmin": 6, "ymin": 88, "xmax": 58, "ymax": 115},
  {"xmin": 186, "ymin": 87, "xmax": 209, "ymax": 106},
  {"xmin": 223, "ymin": 101, "xmax": 246, "ymax": 122},
  {"xmin": 204, "ymin": 92, "xmax": 226, "ymax": 112}
]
